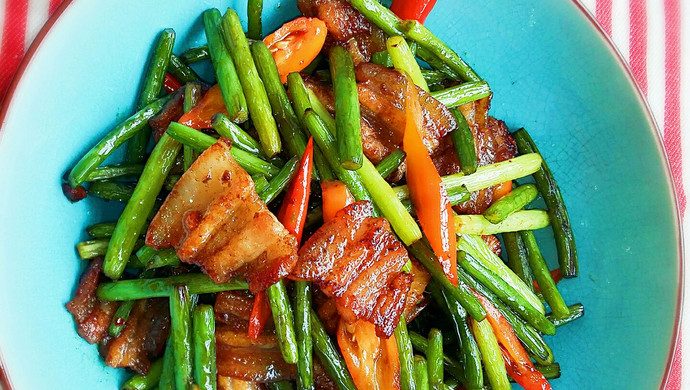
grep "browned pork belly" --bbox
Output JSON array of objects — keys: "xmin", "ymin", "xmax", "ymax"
[
  {"xmin": 304, "ymin": 64, "xmax": 456, "ymax": 181},
  {"xmin": 292, "ymin": 201, "xmax": 413, "ymax": 337},
  {"xmin": 149, "ymin": 88, "xmax": 185, "ymax": 141},
  {"xmin": 217, "ymin": 377, "xmax": 264, "ymax": 390},
  {"xmin": 102, "ymin": 298, "xmax": 170, "ymax": 375},
  {"xmin": 146, "ymin": 139, "xmax": 298, "ymax": 293},
  {"xmin": 307, "ymin": 259, "xmax": 428, "ymax": 332},
  {"xmin": 482, "ymin": 234, "xmax": 503, "ymax": 257},
  {"xmin": 67, "ymin": 260, "xmax": 169, "ymax": 374},
  {"xmin": 214, "ymin": 292, "xmax": 339, "ymax": 389},
  {"xmin": 432, "ymin": 96, "xmax": 518, "ymax": 214},
  {"xmin": 403, "ymin": 259, "xmax": 431, "ymax": 322},
  {"xmin": 312, "ymin": 292, "xmax": 340, "ymax": 335},
  {"xmin": 356, "ymin": 63, "xmax": 456, "ymax": 154},
  {"xmin": 214, "ymin": 291, "xmax": 296, "ymax": 382},
  {"xmin": 304, "ymin": 76, "xmax": 398, "ymax": 166},
  {"xmin": 66, "ymin": 258, "xmax": 119, "ymax": 344},
  {"xmin": 297, "ymin": 0, "xmax": 386, "ymax": 64}
]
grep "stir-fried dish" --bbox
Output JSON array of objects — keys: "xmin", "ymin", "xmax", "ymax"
[{"xmin": 63, "ymin": 1, "xmax": 582, "ymax": 389}]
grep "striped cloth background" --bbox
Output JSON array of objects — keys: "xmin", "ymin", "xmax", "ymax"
[{"xmin": 0, "ymin": 0, "xmax": 684, "ymax": 388}]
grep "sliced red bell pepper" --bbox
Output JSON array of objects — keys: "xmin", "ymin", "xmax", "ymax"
[
  {"xmin": 533, "ymin": 269, "xmax": 563, "ymax": 292},
  {"xmin": 337, "ymin": 319, "xmax": 402, "ymax": 390},
  {"xmin": 474, "ymin": 291, "xmax": 552, "ymax": 390},
  {"xmin": 390, "ymin": 0, "xmax": 438, "ymax": 23},
  {"xmin": 248, "ymin": 138, "xmax": 314, "ymax": 339},
  {"xmin": 402, "ymin": 80, "xmax": 457, "ymax": 286},
  {"xmin": 178, "ymin": 84, "xmax": 229, "ymax": 129},
  {"xmin": 321, "ymin": 180, "xmax": 355, "ymax": 223},
  {"xmin": 500, "ymin": 347, "xmax": 552, "ymax": 390},
  {"xmin": 163, "ymin": 72, "xmax": 182, "ymax": 94}
]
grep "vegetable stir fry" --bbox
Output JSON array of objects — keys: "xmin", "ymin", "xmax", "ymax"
[{"xmin": 63, "ymin": 1, "xmax": 582, "ymax": 389}]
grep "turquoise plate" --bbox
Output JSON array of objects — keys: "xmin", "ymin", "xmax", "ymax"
[{"xmin": 0, "ymin": 0, "xmax": 681, "ymax": 389}]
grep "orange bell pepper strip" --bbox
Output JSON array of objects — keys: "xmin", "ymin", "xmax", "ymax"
[
  {"xmin": 493, "ymin": 181, "xmax": 513, "ymax": 200},
  {"xmin": 248, "ymin": 138, "xmax": 314, "ymax": 339},
  {"xmin": 474, "ymin": 291, "xmax": 552, "ymax": 390},
  {"xmin": 337, "ymin": 319, "xmax": 402, "ymax": 390},
  {"xmin": 163, "ymin": 72, "xmax": 182, "ymax": 94},
  {"xmin": 321, "ymin": 180, "xmax": 355, "ymax": 223},
  {"xmin": 402, "ymin": 79, "xmax": 457, "ymax": 285},
  {"xmin": 263, "ymin": 17, "xmax": 327, "ymax": 83},
  {"xmin": 178, "ymin": 84, "xmax": 229, "ymax": 129}
]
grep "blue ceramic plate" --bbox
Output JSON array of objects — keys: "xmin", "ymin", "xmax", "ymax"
[{"xmin": 0, "ymin": 0, "xmax": 681, "ymax": 389}]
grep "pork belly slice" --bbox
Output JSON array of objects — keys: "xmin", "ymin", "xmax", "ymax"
[
  {"xmin": 304, "ymin": 77, "xmax": 397, "ymax": 168},
  {"xmin": 217, "ymin": 377, "xmax": 264, "ymax": 390},
  {"xmin": 432, "ymin": 96, "xmax": 518, "ymax": 214},
  {"xmin": 216, "ymin": 342, "xmax": 295, "ymax": 383},
  {"xmin": 214, "ymin": 292, "xmax": 337, "ymax": 387},
  {"xmin": 297, "ymin": 0, "xmax": 386, "ymax": 64},
  {"xmin": 403, "ymin": 259, "xmax": 431, "ymax": 322},
  {"xmin": 103, "ymin": 298, "xmax": 170, "ymax": 375},
  {"xmin": 146, "ymin": 138, "xmax": 298, "ymax": 293},
  {"xmin": 307, "ymin": 64, "xmax": 457, "ymax": 157},
  {"xmin": 214, "ymin": 292, "xmax": 296, "ymax": 383},
  {"xmin": 67, "ymin": 259, "xmax": 169, "ymax": 374},
  {"xmin": 149, "ymin": 88, "xmax": 185, "ymax": 142},
  {"xmin": 292, "ymin": 201, "xmax": 413, "ymax": 337},
  {"xmin": 356, "ymin": 63, "xmax": 456, "ymax": 155},
  {"xmin": 305, "ymin": 77, "xmax": 398, "ymax": 166},
  {"xmin": 304, "ymin": 64, "xmax": 456, "ymax": 182},
  {"xmin": 66, "ymin": 258, "xmax": 119, "ymax": 344},
  {"xmin": 482, "ymin": 234, "xmax": 503, "ymax": 257},
  {"xmin": 214, "ymin": 290, "xmax": 254, "ymax": 325}
]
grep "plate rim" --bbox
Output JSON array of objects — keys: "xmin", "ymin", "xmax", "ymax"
[
  {"xmin": 0, "ymin": 0, "xmax": 682, "ymax": 389},
  {"xmin": 569, "ymin": 2, "xmax": 684, "ymax": 389}
]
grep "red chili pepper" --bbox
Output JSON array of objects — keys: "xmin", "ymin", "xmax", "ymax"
[
  {"xmin": 163, "ymin": 72, "xmax": 182, "ymax": 94},
  {"xmin": 500, "ymin": 347, "xmax": 552, "ymax": 390},
  {"xmin": 321, "ymin": 180, "xmax": 355, "ymax": 223},
  {"xmin": 402, "ymin": 79, "xmax": 457, "ymax": 286},
  {"xmin": 474, "ymin": 291, "xmax": 552, "ymax": 390},
  {"xmin": 61, "ymin": 183, "xmax": 87, "ymax": 202},
  {"xmin": 390, "ymin": 0, "xmax": 438, "ymax": 23},
  {"xmin": 178, "ymin": 84, "xmax": 229, "ymax": 129},
  {"xmin": 277, "ymin": 137, "xmax": 314, "ymax": 242},
  {"xmin": 533, "ymin": 269, "xmax": 563, "ymax": 292},
  {"xmin": 248, "ymin": 139, "xmax": 314, "ymax": 339},
  {"xmin": 248, "ymin": 291, "xmax": 273, "ymax": 339}
]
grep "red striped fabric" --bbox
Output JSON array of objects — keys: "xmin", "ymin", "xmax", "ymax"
[
  {"xmin": 0, "ymin": 0, "xmax": 28, "ymax": 98},
  {"xmin": 629, "ymin": 0, "xmax": 647, "ymax": 94},
  {"xmin": 596, "ymin": 0, "xmax": 612, "ymax": 36},
  {"xmin": 663, "ymin": 1, "xmax": 683, "ymax": 382},
  {"xmin": 0, "ymin": 0, "xmax": 684, "ymax": 388},
  {"xmin": 664, "ymin": 0, "xmax": 685, "ymax": 214},
  {"xmin": 49, "ymin": 0, "xmax": 61, "ymax": 15}
]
